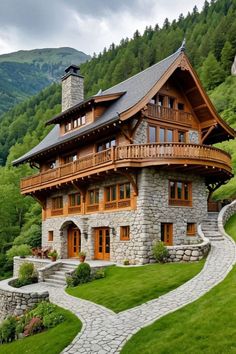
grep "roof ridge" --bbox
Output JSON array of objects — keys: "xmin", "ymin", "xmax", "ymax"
[{"xmin": 102, "ymin": 49, "xmax": 181, "ymax": 94}]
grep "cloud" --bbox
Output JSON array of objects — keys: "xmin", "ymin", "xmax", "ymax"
[{"xmin": 0, "ymin": 0, "xmax": 205, "ymax": 55}]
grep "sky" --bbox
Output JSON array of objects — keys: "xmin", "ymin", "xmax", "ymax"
[{"xmin": 0, "ymin": 0, "xmax": 206, "ymax": 56}]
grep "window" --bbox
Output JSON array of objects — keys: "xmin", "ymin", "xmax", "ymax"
[
  {"xmin": 73, "ymin": 115, "xmax": 86, "ymax": 129},
  {"xmin": 97, "ymin": 138, "xmax": 116, "ymax": 152},
  {"xmin": 169, "ymin": 180, "xmax": 192, "ymax": 206},
  {"xmin": 47, "ymin": 160, "xmax": 56, "ymax": 169},
  {"xmin": 69, "ymin": 193, "xmax": 81, "ymax": 207},
  {"xmin": 187, "ymin": 223, "xmax": 196, "ymax": 236},
  {"xmin": 178, "ymin": 102, "xmax": 185, "ymax": 111},
  {"xmin": 119, "ymin": 183, "xmax": 130, "ymax": 199},
  {"xmin": 167, "ymin": 129, "xmax": 173, "ymax": 142},
  {"xmin": 161, "ymin": 223, "xmax": 173, "ymax": 245},
  {"xmin": 88, "ymin": 189, "xmax": 99, "ymax": 205},
  {"xmin": 48, "ymin": 231, "xmax": 54, "ymax": 242},
  {"xmin": 52, "ymin": 196, "xmax": 63, "ymax": 210},
  {"xmin": 157, "ymin": 95, "xmax": 164, "ymax": 106},
  {"xmin": 64, "ymin": 153, "xmax": 77, "ymax": 164},
  {"xmin": 65, "ymin": 121, "xmax": 72, "ymax": 132},
  {"xmin": 148, "ymin": 126, "xmax": 157, "ymax": 143},
  {"xmin": 105, "ymin": 185, "xmax": 117, "ymax": 202},
  {"xmin": 178, "ymin": 131, "xmax": 186, "ymax": 143},
  {"xmin": 120, "ymin": 226, "xmax": 130, "ymax": 240},
  {"xmin": 104, "ymin": 183, "xmax": 131, "ymax": 210},
  {"xmin": 168, "ymin": 97, "xmax": 175, "ymax": 109}
]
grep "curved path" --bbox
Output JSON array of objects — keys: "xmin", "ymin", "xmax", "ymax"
[{"xmin": 24, "ymin": 235, "xmax": 235, "ymax": 354}]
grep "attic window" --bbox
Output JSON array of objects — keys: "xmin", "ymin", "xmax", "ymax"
[{"xmin": 64, "ymin": 115, "xmax": 86, "ymax": 133}]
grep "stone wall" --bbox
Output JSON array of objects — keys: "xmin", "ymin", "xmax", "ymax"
[
  {"xmin": 42, "ymin": 168, "xmax": 207, "ymax": 264},
  {"xmin": 14, "ymin": 257, "xmax": 51, "ymax": 278},
  {"xmin": 0, "ymin": 279, "xmax": 49, "ymax": 321},
  {"xmin": 218, "ymin": 200, "xmax": 236, "ymax": 237}
]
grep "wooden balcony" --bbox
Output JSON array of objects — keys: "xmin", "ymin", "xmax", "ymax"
[
  {"xmin": 20, "ymin": 143, "xmax": 232, "ymax": 194},
  {"xmin": 147, "ymin": 103, "xmax": 193, "ymax": 126}
]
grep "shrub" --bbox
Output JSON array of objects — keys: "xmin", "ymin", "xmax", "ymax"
[
  {"xmin": 31, "ymin": 301, "xmax": 55, "ymax": 318},
  {"xmin": 67, "ymin": 263, "xmax": 91, "ymax": 287},
  {"xmin": 123, "ymin": 259, "xmax": 130, "ymax": 266},
  {"xmin": 43, "ymin": 312, "xmax": 65, "ymax": 328},
  {"xmin": 23, "ymin": 317, "xmax": 42, "ymax": 336},
  {"xmin": 0, "ymin": 316, "xmax": 17, "ymax": 343},
  {"xmin": 75, "ymin": 262, "xmax": 91, "ymax": 283},
  {"xmin": 19, "ymin": 262, "xmax": 36, "ymax": 281},
  {"xmin": 93, "ymin": 268, "xmax": 105, "ymax": 279},
  {"xmin": 152, "ymin": 241, "xmax": 169, "ymax": 263},
  {"xmin": 6, "ymin": 244, "xmax": 31, "ymax": 261}
]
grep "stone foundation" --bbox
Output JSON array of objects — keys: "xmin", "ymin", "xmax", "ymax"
[{"xmin": 41, "ymin": 168, "xmax": 208, "ymax": 264}]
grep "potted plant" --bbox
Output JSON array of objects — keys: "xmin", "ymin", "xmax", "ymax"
[
  {"xmin": 79, "ymin": 251, "xmax": 86, "ymax": 263},
  {"xmin": 48, "ymin": 250, "xmax": 58, "ymax": 262}
]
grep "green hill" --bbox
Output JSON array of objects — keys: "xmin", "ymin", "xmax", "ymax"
[{"xmin": 0, "ymin": 47, "xmax": 90, "ymax": 115}]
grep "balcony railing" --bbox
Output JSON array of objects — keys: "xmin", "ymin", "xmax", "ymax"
[
  {"xmin": 20, "ymin": 143, "xmax": 232, "ymax": 193},
  {"xmin": 147, "ymin": 103, "xmax": 193, "ymax": 126}
]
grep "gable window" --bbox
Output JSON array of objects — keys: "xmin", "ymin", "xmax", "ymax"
[
  {"xmin": 178, "ymin": 102, "xmax": 185, "ymax": 111},
  {"xmin": 169, "ymin": 180, "xmax": 192, "ymax": 207},
  {"xmin": 97, "ymin": 138, "xmax": 116, "ymax": 152},
  {"xmin": 168, "ymin": 97, "xmax": 175, "ymax": 109},
  {"xmin": 178, "ymin": 131, "xmax": 186, "ymax": 143},
  {"xmin": 120, "ymin": 226, "xmax": 130, "ymax": 241},
  {"xmin": 187, "ymin": 223, "xmax": 196, "ymax": 236}
]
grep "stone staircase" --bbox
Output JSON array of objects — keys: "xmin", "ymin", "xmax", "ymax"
[
  {"xmin": 44, "ymin": 263, "xmax": 77, "ymax": 287},
  {"xmin": 201, "ymin": 212, "xmax": 224, "ymax": 241}
]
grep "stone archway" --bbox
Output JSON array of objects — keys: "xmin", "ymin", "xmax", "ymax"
[{"xmin": 59, "ymin": 221, "xmax": 81, "ymax": 259}]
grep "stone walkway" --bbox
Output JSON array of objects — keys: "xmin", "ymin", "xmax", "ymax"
[{"xmin": 24, "ymin": 235, "xmax": 236, "ymax": 354}]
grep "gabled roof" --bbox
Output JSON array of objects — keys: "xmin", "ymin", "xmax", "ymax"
[
  {"xmin": 13, "ymin": 48, "xmax": 182, "ymax": 166},
  {"xmin": 12, "ymin": 44, "xmax": 235, "ymax": 166}
]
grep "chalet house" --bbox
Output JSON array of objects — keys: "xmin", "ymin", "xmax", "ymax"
[{"xmin": 13, "ymin": 44, "xmax": 235, "ymax": 264}]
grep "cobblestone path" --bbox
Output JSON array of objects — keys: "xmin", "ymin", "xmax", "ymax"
[{"xmin": 24, "ymin": 235, "xmax": 236, "ymax": 354}]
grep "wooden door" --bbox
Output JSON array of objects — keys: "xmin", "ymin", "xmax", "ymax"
[
  {"xmin": 95, "ymin": 228, "xmax": 110, "ymax": 260},
  {"xmin": 161, "ymin": 223, "xmax": 173, "ymax": 246},
  {"xmin": 68, "ymin": 227, "xmax": 81, "ymax": 258}
]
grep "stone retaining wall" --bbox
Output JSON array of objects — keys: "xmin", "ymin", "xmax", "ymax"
[
  {"xmin": 166, "ymin": 242, "xmax": 210, "ymax": 262},
  {"xmin": 14, "ymin": 257, "xmax": 51, "ymax": 278},
  {"xmin": 218, "ymin": 200, "xmax": 236, "ymax": 238},
  {"xmin": 0, "ymin": 279, "xmax": 49, "ymax": 321}
]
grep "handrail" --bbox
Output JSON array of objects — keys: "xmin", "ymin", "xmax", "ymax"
[
  {"xmin": 147, "ymin": 103, "xmax": 193, "ymax": 125},
  {"xmin": 20, "ymin": 143, "xmax": 232, "ymax": 191}
]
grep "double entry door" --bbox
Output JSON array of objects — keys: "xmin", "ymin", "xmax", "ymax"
[
  {"xmin": 68, "ymin": 227, "xmax": 81, "ymax": 258},
  {"xmin": 95, "ymin": 228, "xmax": 110, "ymax": 260}
]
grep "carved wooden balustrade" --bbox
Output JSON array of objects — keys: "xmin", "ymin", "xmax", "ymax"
[
  {"xmin": 147, "ymin": 103, "xmax": 193, "ymax": 126},
  {"xmin": 20, "ymin": 143, "xmax": 232, "ymax": 194}
]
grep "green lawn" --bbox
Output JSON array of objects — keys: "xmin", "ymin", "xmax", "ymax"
[
  {"xmin": 67, "ymin": 261, "xmax": 204, "ymax": 313},
  {"xmin": 225, "ymin": 213, "xmax": 236, "ymax": 242},
  {"xmin": 0, "ymin": 306, "xmax": 82, "ymax": 354},
  {"xmin": 121, "ymin": 217, "xmax": 236, "ymax": 354}
]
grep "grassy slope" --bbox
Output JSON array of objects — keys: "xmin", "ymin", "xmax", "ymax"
[
  {"xmin": 121, "ymin": 218, "xmax": 236, "ymax": 354},
  {"xmin": 67, "ymin": 262, "xmax": 204, "ymax": 313},
  {"xmin": 0, "ymin": 306, "xmax": 82, "ymax": 354},
  {"xmin": 225, "ymin": 214, "xmax": 236, "ymax": 242}
]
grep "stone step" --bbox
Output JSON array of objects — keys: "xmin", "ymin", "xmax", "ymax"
[
  {"xmin": 207, "ymin": 237, "xmax": 224, "ymax": 241},
  {"xmin": 56, "ymin": 270, "xmax": 70, "ymax": 276},
  {"xmin": 44, "ymin": 278, "xmax": 66, "ymax": 286},
  {"xmin": 203, "ymin": 231, "xmax": 222, "ymax": 236},
  {"xmin": 43, "ymin": 280, "xmax": 65, "ymax": 288},
  {"xmin": 48, "ymin": 274, "xmax": 66, "ymax": 281}
]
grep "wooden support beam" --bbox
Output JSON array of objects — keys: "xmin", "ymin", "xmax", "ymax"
[
  {"xmin": 72, "ymin": 182, "xmax": 87, "ymax": 203},
  {"xmin": 130, "ymin": 115, "xmax": 144, "ymax": 138},
  {"xmin": 201, "ymin": 125, "xmax": 216, "ymax": 143},
  {"xmin": 31, "ymin": 193, "xmax": 46, "ymax": 209},
  {"xmin": 120, "ymin": 126, "xmax": 133, "ymax": 143},
  {"xmin": 185, "ymin": 86, "xmax": 198, "ymax": 95},
  {"xmin": 193, "ymin": 104, "xmax": 207, "ymax": 111}
]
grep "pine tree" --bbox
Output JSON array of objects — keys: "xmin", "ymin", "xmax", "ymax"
[
  {"xmin": 200, "ymin": 52, "xmax": 225, "ymax": 90},
  {"xmin": 221, "ymin": 41, "xmax": 234, "ymax": 74}
]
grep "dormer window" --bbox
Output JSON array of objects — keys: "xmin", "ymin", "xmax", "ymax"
[
  {"xmin": 64, "ymin": 115, "xmax": 86, "ymax": 133},
  {"xmin": 65, "ymin": 121, "xmax": 72, "ymax": 132}
]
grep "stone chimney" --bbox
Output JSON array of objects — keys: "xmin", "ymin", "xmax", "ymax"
[{"xmin": 61, "ymin": 65, "xmax": 84, "ymax": 112}]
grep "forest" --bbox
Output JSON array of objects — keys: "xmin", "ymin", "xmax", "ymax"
[{"xmin": 0, "ymin": 0, "xmax": 235, "ymax": 277}]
